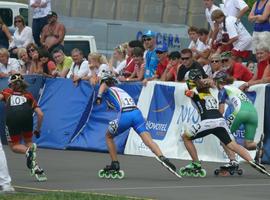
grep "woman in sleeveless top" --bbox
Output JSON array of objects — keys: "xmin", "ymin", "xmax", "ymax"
[{"xmin": 249, "ymin": 0, "xmax": 270, "ymax": 52}]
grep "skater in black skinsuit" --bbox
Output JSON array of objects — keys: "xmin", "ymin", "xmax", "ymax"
[{"xmin": 179, "ymin": 68, "xmax": 269, "ymax": 177}]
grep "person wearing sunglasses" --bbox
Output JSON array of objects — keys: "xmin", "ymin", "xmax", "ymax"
[
  {"xmin": 209, "ymin": 53, "xmax": 223, "ymax": 77},
  {"xmin": 141, "ymin": 30, "xmax": 159, "ymax": 85},
  {"xmin": 177, "ymin": 48, "xmax": 207, "ymax": 82},
  {"xmin": 9, "ymin": 15, "xmax": 34, "ymax": 58},
  {"xmin": 220, "ymin": 51, "xmax": 252, "ymax": 82}
]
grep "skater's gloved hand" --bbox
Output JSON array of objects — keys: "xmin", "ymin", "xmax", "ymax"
[
  {"xmin": 34, "ymin": 130, "xmax": 40, "ymax": 139},
  {"xmin": 185, "ymin": 90, "xmax": 194, "ymax": 97},
  {"xmin": 95, "ymin": 96, "xmax": 102, "ymax": 105}
]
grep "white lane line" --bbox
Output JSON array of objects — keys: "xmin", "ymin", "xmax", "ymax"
[{"xmin": 78, "ymin": 183, "xmax": 270, "ymax": 191}]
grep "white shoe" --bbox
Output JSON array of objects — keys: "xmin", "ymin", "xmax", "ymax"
[{"xmin": 0, "ymin": 184, "xmax": 15, "ymax": 193}]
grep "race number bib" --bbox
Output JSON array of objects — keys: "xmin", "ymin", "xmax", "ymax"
[
  {"xmin": 204, "ymin": 96, "xmax": 218, "ymax": 110},
  {"xmin": 10, "ymin": 95, "xmax": 27, "ymax": 106}
]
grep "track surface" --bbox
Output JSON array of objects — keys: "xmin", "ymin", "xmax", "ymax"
[{"xmin": 4, "ymin": 146, "xmax": 270, "ymax": 200}]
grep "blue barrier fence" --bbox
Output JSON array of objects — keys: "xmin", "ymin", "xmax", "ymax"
[{"xmin": 0, "ymin": 76, "xmax": 270, "ymax": 163}]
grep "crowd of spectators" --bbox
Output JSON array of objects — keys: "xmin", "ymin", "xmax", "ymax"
[{"xmin": 0, "ymin": 0, "xmax": 270, "ymax": 89}]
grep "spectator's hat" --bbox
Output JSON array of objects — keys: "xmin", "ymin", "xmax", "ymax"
[
  {"xmin": 47, "ymin": 11, "xmax": 57, "ymax": 17},
  {"xmin": 168, "ymin": 51, "xmax": 181, "ymax": 60},
  {"xmin": 142, "ymin": 30, "xmax": 156, "ymax": 38},
  {"xmin": 220, "ymin": 51, "xmax": 232, "ymax": 59},
  {"xmin": 155, "ymin": 43, "xmax": 168, "ymax": 53}
]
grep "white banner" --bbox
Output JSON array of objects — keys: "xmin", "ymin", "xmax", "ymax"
[{"xmin": 124, "ymin": 81, "xmax": 266, "ymax": 163}]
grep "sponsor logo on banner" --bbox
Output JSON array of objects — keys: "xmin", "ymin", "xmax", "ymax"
[
  {"xmin": 225, "ymin": 91, "xmax": 257, "ymax": 145},
  {"xmin": 146, "ymin": 84, "xmax": 175, "ymax": 140}
]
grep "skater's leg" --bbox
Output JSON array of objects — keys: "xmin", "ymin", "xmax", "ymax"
[
  {"xmin": 226, "ymin": 141, "xmax": 252, "ymax": 162},
  {"xmin": 9, "ymin": 142, "xmax": 28, "ymax": 154},
  {"xmin": 244, "ymin": 140, "xmax": 257, "ymax": 150},
  {"xmin": 105, "ymin": 131, "xmax": 118, "ymax": 161},
  {"xmin": 221, "ymin": 142, "xmax": 237, "ymax": 161},
  {"xmin": 182, "ymin": 133, "xmax": 199, "ymax": 161},
  {"xmin": 140, "ymin": 132, "xmax": 162, "ymax": 157}
]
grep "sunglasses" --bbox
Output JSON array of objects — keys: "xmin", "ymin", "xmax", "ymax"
[
  {"xmin": 143, "ymin": 37, "xmax": 152, "ymax": 42},
  {"xmin": 222, "ymin": 59, "xmax": 229, "ymax": 63},
  {"xmin": 211, "ymin": 60, "xmax": 220, "ymax": 63},
  {"xmin": 181, "ymin": 57, "xmax": 190, "ymax": 60},
  {"xmin": 15, "ymin": 20, "xmax": 22, "ymax": 23},
  {"xmin": 27, "ymin": 48, "xmax": 36, "ymax": 53}
]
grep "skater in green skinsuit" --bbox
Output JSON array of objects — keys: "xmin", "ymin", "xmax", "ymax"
[{"xmin": 213, "ymin": 70, "xmax": 264, "ymax": 169}]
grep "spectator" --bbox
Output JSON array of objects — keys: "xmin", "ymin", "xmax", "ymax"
[
  {"xmin": 122, "ymin": 40, "xmax": 144, "ymax": 77},
  {"xmin": 0, "ymin": 17, "xmax": 12, "ymax": 49},
  {"xmin": 40, "ymin": 11, "xmax": 66, "ymax": 53},
  {"xmin": 0, "ymin": 48, "xmax": 20, "ymax": 78},
  {"xmin": 30, "ymin": 0, "xmax": 51, "ymax": 47},
  {"xmin": 142, "ymin": 30, "xmax": 159, "ymax": 84},
  {"xmin": 209, "ymin": 53, "xmax": 223, "ymax": 77},
  {"xmin": 51, "ymin": 48, "xmax": 72, "ymax": 78},
  {"xmin": 27, "ymin": 43, "xmax": 43, "ymax": 75},
  {"xmin": 39, "ymin": 48, "xmax": 56, "ymax": 77},
  {"xmin": 197, "ymin": 28, "xmax": 211, "ymax": 67},
  {"xmin": 211, "ymin": 9, "xmax": 252, "ymax": 59},
  {"xmin": 17, "ymin": 48, "xmax": 31, "ymax": 75},
  {"xmin": 240, "ymin": 47, "xmax": 270, "ymax": 90},
  {"xmin": 66, "ymin": 48, "xmax": 89, "ymax": 86},
  {"xmin": 120, "ymin": 47, "xmax": 145, "ymax": 82},
  {"xmin": 161, "ymin": 51, "xmax": 182, "ymax": 82},
  {"xmin": 177, "ymin": 49, "xmax": 207, "ymax": 82},
  {"xmin": 154, "ymin": 43, "xmax": 169, "ymax": 80},
  {"xmin": 246, "ymin": 60, "xmax": 256, "ymax": 75},
  {"xmin": 9, "ymin": 15, "xmax": 34, "ymax": 58},
  {"xmin": 248, "ymin": 0, "xmax": 270, "ymax": 53},
  {"xmin": 203, "ymin": 0, "xmax": 221, "ymax": 44},
  {"xmin": 222, "ymin": 0, "xmax": 249, "ymax": 20},
  {"xmin": 187, "ymin": 26, "xmax": 204, "ymax": 58},
  {"xmin": 109, "ymin": 44, "xmax": 127, "ymax": 76},
  {"xmin": 88, "ymin": 52, "xmax": 110, "ymax": 80},
  {"xmin": 220, "ymin": 51, "xmax": 253, "ymax": 82}
]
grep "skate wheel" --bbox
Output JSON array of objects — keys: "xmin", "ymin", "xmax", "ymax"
[
  {"xmin": 98, "ymin": 169, "xmax": 105, "ymax": 178},
  {"xmin": 111, "ymin": 172, "xmax": 118, "ymax": 179},
  {"xmin": 36, "ymin": 174, "xmax": 47, "ymax": 182},
  {"xmin": 117, "ymin": 170, "xmax": 125, "ymax": 179},
  {"xmin": 237, "ymin": 169, "xmax": 243, "ymax": 175},
  {"xmin": 178, "ymin": 167, "xmax": 187, "ymax": 176},
  {"xmin": 214, "ymin": 169, "xmax": 219, "ymax": 176},
  {"xmin": 105, "ymin": 172, "xmax": 111, "ymax": 179},
  {"xmin": 193, "ymin": 172, "xmax": 199, "ymax": 177},
  {"xmin": 199, "ymin": 169, "xmax": 207, "ymax": 177},
  {"xmin": 229, "ymin": 170, "xmax": 234, "ymax": 175},
  {"xmin": 186, "ymin": 171, "xmax": 192, "ymax": 176}
]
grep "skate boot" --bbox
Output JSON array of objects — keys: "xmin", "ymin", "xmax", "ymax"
[
  {"xmin": 249, "ymin": 160, "xmax": 270, "ymax": 176},
  {"xmin": 156, "ymin": 156, "xmax": 181, "ymax": 178},
  {"xmin": 98, "ymin": 161, "xmax": 124, "ymax": 179},
  {"xmin": 254, "ymin": 134, "xmax": 264, "ymax": 164},
  {"xmin": 179, "ymin": 161, "xmax": 206, "ymax": 177},
  {"xmin": 31, "ymin": 164, "xmax": 47, "ymax": 182},
  {"xmin": 25, "ymin": 143, "xmax": 37, "ymax": 169},
  {"xmin": 215, "ymin": 160, "xmax": 243, "ymax": 176}
]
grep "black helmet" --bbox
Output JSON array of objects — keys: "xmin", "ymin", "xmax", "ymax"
[
  {"xmin": 100, "ymin": 70, "xmax": 119, "ymax": 85},
  {"xmin": 188, "ymin": 68, "xmax": 203, "ymax": 81},
  {"xmin": 8, "ymin": 73, "xmax": 24, "ymax": 84},
  {"xmin": 213, "ymin": 70, "xmax": 227, "ymax": 82}
]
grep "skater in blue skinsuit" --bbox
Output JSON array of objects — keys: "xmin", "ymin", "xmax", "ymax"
[{"xmin": 96, "ymin": 71, "xmax": 179, "ymax": 179}]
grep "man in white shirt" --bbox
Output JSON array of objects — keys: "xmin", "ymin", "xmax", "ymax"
[
  {"xmin": 66, "ymin": 48, "xmax": 89, "ymax": 86},
  {"xmin": 0, "ymin": 48, "xmax": 20, "ymax": 78},
  {"xmin": 30, "ymin": 0, "xmax": 51, "ymax": 47},
  {"xmin": 222, "ymin": 0, "xmax": 249, "ymax": 20},
  {"xmin": 188, "ymin": 26, "xmax": 204, "ymax": 58}
]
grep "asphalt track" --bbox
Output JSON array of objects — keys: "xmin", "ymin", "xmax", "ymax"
[{"xmin": 3, "ymin": 146, "xmax": 270, "ymax": 200}]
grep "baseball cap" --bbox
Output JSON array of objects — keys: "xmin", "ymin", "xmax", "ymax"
[
  {"xmin": 142, "ymin": 30, "xmax": 156, "ymax": 38},
  {"xmin": 220, "ymin": 51, "xmax": 232, "ymax": 59},
  {"xmin": 47, "ymin": 11, "xmax": 57, "ymax": 17},
  {"xmin": 155, "ymin": 43, "xmax": 168, "ymax": 53}
]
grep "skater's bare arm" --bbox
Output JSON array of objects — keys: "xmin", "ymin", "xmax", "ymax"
[
  {"xmin": 219, "ymin": 103, "xmax": 225, "ymax": 114},
  {"xmin": 34, "ymin": 107, "xmax": 44, "ymax": 132},
  {"xmin": 0, "ymin": 94, "xmax": 4, "ymax": 101},
  {"xmin": 96, "ymin": 82, "xmax": 108, "ymax": 104}
]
